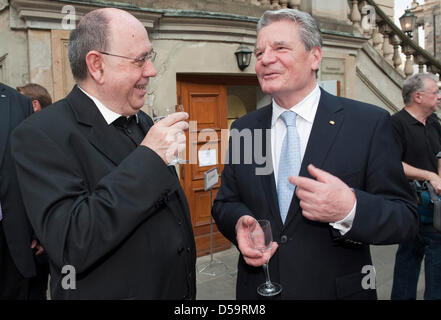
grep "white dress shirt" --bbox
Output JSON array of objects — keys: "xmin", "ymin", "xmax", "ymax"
[
  {"xmin": 270, "ymin": 84, "xmax": 355, "ymax": 235},
  {"xmin": 78, "ymin": 86, "xmax": 138, "ymax": 125}
]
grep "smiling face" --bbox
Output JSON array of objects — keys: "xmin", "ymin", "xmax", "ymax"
[
  {"xmin": 255, "ymin": 20, "xmax": 322, "ymax": 108},
  {"xmin": 100, "ymin": 11, "xmax": 157, "ymax": 116}
]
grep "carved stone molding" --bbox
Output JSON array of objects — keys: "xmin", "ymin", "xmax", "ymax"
[
  {"xmin": 9, "ymin": 0, "xmax": 258, "ymax": 45},
  {"xmin": 10, "ymin": 0, "xmax": 161, "ymax": 30},
  {"xmin": 0, "ymin": 0, "xmax": 8, "ymax": 12}
]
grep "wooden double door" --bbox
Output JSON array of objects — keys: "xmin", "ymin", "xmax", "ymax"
[{"xmin": 177, "ymin": 77, "xmax": 229, "ymax": 257}]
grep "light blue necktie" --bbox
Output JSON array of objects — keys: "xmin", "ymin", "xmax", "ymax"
[{"xmin": 277, "ymin": 111, "xmax": 301, "ymax": 223}]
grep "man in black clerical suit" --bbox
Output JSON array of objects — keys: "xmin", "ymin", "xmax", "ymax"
[
  {"xmin": 11, "ymin": 8, "xmax": 196, "ymax": 299},
  {"xmin": 0, "ymin": 82, "xmax": 38, "ymax": 299}
]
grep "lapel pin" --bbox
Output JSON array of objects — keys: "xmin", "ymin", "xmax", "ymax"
[
  {"xmin": 329, "ymin": 120, "xmax": 335, "ymax": 125},
  {"xmin": 1, "ymin": 95, "xmax": 6, "ymax": 98}
]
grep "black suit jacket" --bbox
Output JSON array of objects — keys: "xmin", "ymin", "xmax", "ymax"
[
  {"xmin": 213, "ymin": 88, "xmax": 418, "ymax": 299},
  {"xmin": 0, "ymin": 82, "xmax": 36, "ymax": 278},
  {"xmin": 11, "ymin": 86, "xmax": 196, "ymax": 299}
]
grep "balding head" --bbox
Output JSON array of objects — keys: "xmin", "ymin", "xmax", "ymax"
[
  {"xmin": 68, "ymin": 8, "xmax": 145, "ymax": 82},
  {"xmin": 100, "ymin": 7, "xmax": 140, "ymax": 23},
  {"xmin": 103, "ymin": 8, "xmax": 147, "ymax": 53},
  {"xmin": 70, "ymin": 7, "xmax": 155, "ymax": 116}
]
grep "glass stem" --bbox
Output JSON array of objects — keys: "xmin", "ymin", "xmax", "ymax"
[{"xmin": 262, "ymin": 263, "xmax": 273, "ymax": 287}]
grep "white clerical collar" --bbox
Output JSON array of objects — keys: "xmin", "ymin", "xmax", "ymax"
[
  {"xmin": 78, "ymin": 86, "xmax": 138, "ymax": 125},
  {"xmin": 271, "ymin": 84, "xmax": 321, "ymax": 127}
]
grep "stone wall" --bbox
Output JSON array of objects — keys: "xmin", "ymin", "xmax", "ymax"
[
  {"xmin": 423, "ymin": 0, "xmax": 441, "ymax": 61},
  {"xmin": 0, "ymin": 7, "xmax": 29, "ymax": 88},
  {"xmin": 0, "ymin": 0, "xmax": 410, "ymax": 113},
  {"xmin": 375, "ymin": 0, "xmax": 395, "ymax": 19}
]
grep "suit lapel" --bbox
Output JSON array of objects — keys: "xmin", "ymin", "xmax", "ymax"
[
  {"xmin": 67, "ymin": 86, "xmax": 129, "ymax": 165},
  {"xmin": 283, "ymin": 89, "xmax": 345, "ymax": 228},
  {"xmin": 0, "ymin": 85, "xmax": 11, "ymax": 169}
]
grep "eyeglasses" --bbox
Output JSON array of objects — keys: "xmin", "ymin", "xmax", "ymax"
[
  {"xmin": 99, "ymin": 49, "xmax": 157, "ymax": 67},
  {"xmin": 418, "ymin": 89, "xmax": 441, "ymax": 96}
]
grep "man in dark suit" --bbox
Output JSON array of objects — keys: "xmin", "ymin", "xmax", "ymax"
[
  {"xmin": 212, "ymin": 9, "xmax": 419, "ymax": 299},
  {"xmin": 11, "ymin": 8, "xmax": 196, "ymax": 299},
  {"xmin": 0, "ymin": 82, "xmax": 37, "ymax": 299}
]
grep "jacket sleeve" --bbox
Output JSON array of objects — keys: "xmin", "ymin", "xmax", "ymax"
[{"xmin": 344, "ymin": 111, "xmax": 419, "ymax": 244}]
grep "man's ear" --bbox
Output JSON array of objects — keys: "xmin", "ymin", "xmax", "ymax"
[
  {"xmin": 32, "ymin": 100, "xmax": 41, "ymax": 112},
  {"xmin": 85, "ymin": 51, "xmax": 105, "ymax": 84},
  {"xmin": 413, "ymin": 91, "xmax": 423, "ymax": 104},
  {"xmin": 310, "ymin": 46, "xmax": 322, "ymax": 72}
]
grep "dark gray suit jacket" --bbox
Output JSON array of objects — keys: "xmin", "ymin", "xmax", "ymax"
[
  {"xmin": 0, "ymin": 82, "xmax": 36, "ymax": 278},
  {"xmin": 213, "ymin": 88, "xmax": 418, "ymax": 299}
]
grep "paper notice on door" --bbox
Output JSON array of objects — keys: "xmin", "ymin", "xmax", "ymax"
[{"xmin": 198, "ymin": 149, "xmax": 217, "ymax": 167}]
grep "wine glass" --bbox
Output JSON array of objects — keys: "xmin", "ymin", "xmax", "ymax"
[
  {"xmin": 150, "ymin": 105, "xmax": 187, "ymax": 165},
  {"xmin": 150, "ymin": 106, "xmax": 169, "ymax": 123},
  {"xmin": 249, "ymin": 219, "xmax": 282, "ymax": 297},
  {"xmin": 169, "ymin": 104, "xmax": 187, "ymax": 165}
]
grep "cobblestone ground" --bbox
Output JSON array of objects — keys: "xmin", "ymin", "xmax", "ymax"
[{"xmin": 196, "ymin": 244, "xmax": 425, "ymax": 300}]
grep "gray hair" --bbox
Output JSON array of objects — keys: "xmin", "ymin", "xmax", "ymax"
[
  {"xmin": 68, "ymin": 10, "xmax": 110, "ymax": 82},
  {"xmin": 402, "ymin": 73, "xmax": 439, "ymax": 106},
  {"xmin": 257, "ymin": 9, "xmax": 322, "ymax": 51}
]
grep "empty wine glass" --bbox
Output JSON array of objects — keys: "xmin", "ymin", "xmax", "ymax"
[
  {"xmin": 249, "ymin": 219, "xmax": 282, "ymax": 297},
  {"xmin": 150, "ymin": 105, "xmax": 187, "ymax": 165},
  {"xmin": 150, "ymin": 106, "xmax": 168, "ymax": 123},
  {"xmin": 168, "ymin": 104, "xmax": 187, "ymax": 165}
]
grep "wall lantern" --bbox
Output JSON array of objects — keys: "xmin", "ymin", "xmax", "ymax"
[
  {"xmin": 399, "ymin": 8, "xmax": 417, "ymax": 38},
  {"xmin": 235, "ymin": 44, "xmax": 253, "ymax": 71}
]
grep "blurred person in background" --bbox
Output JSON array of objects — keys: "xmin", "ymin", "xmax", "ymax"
[{"xmin": 17, "ymin": 83, "xmax": 52, "ymax": 112}]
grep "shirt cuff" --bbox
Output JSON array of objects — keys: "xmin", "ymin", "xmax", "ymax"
[{"xmin": 329, "ymin": 199, "xmax": 356, "ymax": 236}]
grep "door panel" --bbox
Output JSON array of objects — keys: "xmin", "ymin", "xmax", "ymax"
[
  {"xmin": 51, "ymin": 30, "xmax": 75, "ymax": 101},
  {"xmin": 178, "ymin": 81, "xmax": 230, "ymax": 257}
]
